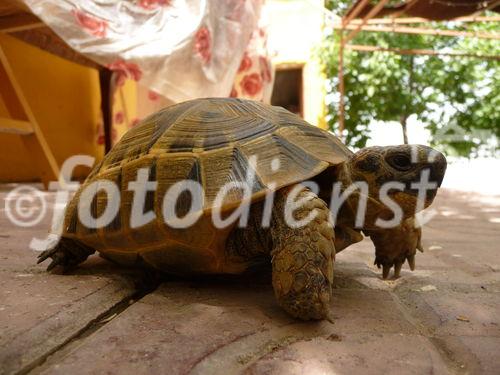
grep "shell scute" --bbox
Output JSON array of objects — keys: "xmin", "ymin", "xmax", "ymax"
[{"xmin": 67, "ymin": 98, "xmax": 352, "ymax": 261}]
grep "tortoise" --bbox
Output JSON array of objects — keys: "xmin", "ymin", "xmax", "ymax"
[{"xmin": 38, "ymin": 98, "xmax": 447, "ymax": 320}]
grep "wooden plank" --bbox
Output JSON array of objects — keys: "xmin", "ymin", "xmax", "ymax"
[
  {"xmin": 0, "ymin": 13, "xmax": 44, "ymax": 32},
  {"xmin": 11, "ymin": 27, "xmax": 101, "ymax": 70},
  {"xmin": 0, "ymin": 116, "xmax": 34, "ymax": 135},
  {"xmin": 345, "ymin": 44, "xmax": 500, "ymax": 60},
  {"xmin": 334, "ymin": 23, "xmax": 500, "ymax": 40},
  {"xmin": 0, "ymin": 43, "xmax": 60, "ymax": 188}
]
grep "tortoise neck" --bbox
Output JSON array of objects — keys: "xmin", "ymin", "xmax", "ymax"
[{"xmin": 333, "ymin": 163, "xmax": 359, "ymax": 227}]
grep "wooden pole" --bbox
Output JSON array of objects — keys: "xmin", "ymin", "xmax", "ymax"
[
  {"xmin": 344, "ymin": 0, "xmax": 392, "ymax": 44},
  {"xmin": 342, "ymin": 0, "xmax": 372, "ymax": 27},
  {"xmin": 99, "ymin": 69, "xmax": 114, "ymax": 154},
  {"xmin": 348, "ymin": 16, "xmax": 500, "ymax": 25},
  {"xmin": 334, "ymin": 23, "xmax": 500, "ymax": 40},
  {"xmin": 338, "ymin": 29, "xmax": 345, "ymax": 138},
  {"xmin": 345, "ymin": 44, "xmax": 500, "ymax": 60}
]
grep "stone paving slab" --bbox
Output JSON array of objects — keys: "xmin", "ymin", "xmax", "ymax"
[
  {"xmin": 33, "ymin": 276, "xmax": 422, "ymax": 375},
  {"xmin": 0, "ymin": 186, "xmax": 139, "ymax": 375},
  {"xmin": 395, "ymin": 289, "xmax": 500, "ymax": 337},
  {"xmin": 243, "ymin": 333, "xmax": 452, "ymax": 375},
  {"xmin": 1, "ymin": 186, "xmax": 500, "ymax": 374},
  {"xmin": 0, "ymin": 267, "xmax": 135, "ymax": 374}
]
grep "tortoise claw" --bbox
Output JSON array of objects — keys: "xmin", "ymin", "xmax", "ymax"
[
  {"xmin": 407, "ymin": 254, "xmax": 416, "ymax": 271},
  {"xmin": 417, "ymin": 242, "xmax": 424, "ymax": 253},
  {"xmin": 45, "ymin": 251, "xmax": 67, "ymax": 271},
  {"xmin": 393, "ymin": 261, "xmax": 403, "ymax": 278},
  {"xmin": 382, "ymin": 264, "xmax": 391, "ymax": 279},
  {"xmin": 46, "ymin": 258, "xmax": 58, "ymax": 271},
  {"xmin": 37, "ymin": 248, "xmax": 57, "ymax": 264}
]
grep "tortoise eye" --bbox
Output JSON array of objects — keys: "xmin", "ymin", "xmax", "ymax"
[{"xmin": 387, "ymin": 154, "xmax": 413, "ymax": 171}]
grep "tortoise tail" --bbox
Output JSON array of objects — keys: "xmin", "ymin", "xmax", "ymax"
[{"xmin": 37, "ymin": 237, "xmax": 95, "ymax": 272}]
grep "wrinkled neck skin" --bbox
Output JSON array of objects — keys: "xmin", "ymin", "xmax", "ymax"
[{"xmin": 333, "ymin": 163, "xmax": 398, "ymax": 231}]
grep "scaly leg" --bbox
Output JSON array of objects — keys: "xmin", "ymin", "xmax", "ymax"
[
  {"xmin": 37, "ymin": 237, "xmax": 95, "ymax": 272},
  {"xmin": 270, "ymin": 185, "xmax": 335, "ymax": 321},
  {"xmin": 364, "ymin": 217, "xmax": 423, "ymax": 279}
]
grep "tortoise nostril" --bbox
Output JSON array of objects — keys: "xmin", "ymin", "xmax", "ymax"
[{"xmin": 387, "ymin": 154, "xmax": 413, "ymax": 171}]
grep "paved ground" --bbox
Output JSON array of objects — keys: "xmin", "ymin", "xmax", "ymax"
[{"xmin": 1, "ymin": 185, "xmax": 499, "ymax": 375}]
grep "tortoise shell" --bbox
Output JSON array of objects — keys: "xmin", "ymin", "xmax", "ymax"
[{"xmin": 62, "ymin": 98, "xmax": 352, "ymax": 273}]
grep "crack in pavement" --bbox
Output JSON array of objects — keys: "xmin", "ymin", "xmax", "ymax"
[{"xmin": 23, "ymin": 284, "xmax": 157, "ymax": 375}]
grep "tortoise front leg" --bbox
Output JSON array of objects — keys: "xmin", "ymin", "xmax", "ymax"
[
  {"xmin": 270, "ymin": 186, "xmax": 335, "ymax": 321},
  {"xmin": 364, "ymin": 217, "xmax": 423, "ymax": 279}
]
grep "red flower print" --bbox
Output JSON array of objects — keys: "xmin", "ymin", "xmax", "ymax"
[
  {"xmin": 114, "ymin": 111, "xmax": 124, "ymax": 124},
  {"xmin": 138, "ymin": 0, "xmax": 171, "ymax": 10},
  {"xmin": 240, "ymin": 73, "xmax": 262, "ymax": 97},
  {"xmin": 230, "ymin": 86, "xmax": 238, "ymax": 98},
  {"xmin": 97, "ymin": 133, "xmax": 104, "ymax": 145},
  {"xmin": 238, "ymin": 53, "xmax": 252, "ymax": 73},
  {"xmin": 96, "ymin": 124, "xmax": 117, "ymax": 145},
  {"xmin": 194, "ymin": 26, "xmax": 212, "ymax": 64},
  {"xmin": 259, "ymin": 56, "xmax": 272, "ymax": 83},
  {"xmin": 107, "ymin": 60, "xmax": 143, "ymax": 86},
  {"xmin": 148, "ymin": 90, "xmax": 160, "ymax": 101},
  {"xmin": 129, "ymin": 118, "xmax": 141, "ymax": 129},
  {"xmin": 72, "ymin": 10, "xmax": 107, "ymax": 38}
]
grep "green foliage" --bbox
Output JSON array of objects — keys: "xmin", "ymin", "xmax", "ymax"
[{"xmin": 320, "ymin": 1, "xmax": 500, "ymax": 157}]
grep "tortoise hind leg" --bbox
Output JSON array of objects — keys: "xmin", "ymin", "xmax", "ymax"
[
  {"xmin": 270, "ymin": 185, "xmax": 336, "ymax": 321},
  {"xmin": 37, "ymin": 237, "xmax": 95, "ymax": 272}
]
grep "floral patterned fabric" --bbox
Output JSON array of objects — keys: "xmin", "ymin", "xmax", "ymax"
[
  {"xmin": 23, "ymin": 0, "xmax": 263, "ymax": 102},
  {"xmin": 21, "ymin": 0, "xmax": 274, "ymax": 147},
  {"xmin": 102, "ymin": 2, "xmax": 274, "ymax": 147},
  {"xmin": 102, "ymin": 29, "xmax": 273, "ymax": 147},
  {"xmin": 230, "ymin": 24, "xmax": 274, "ymax": 103}
]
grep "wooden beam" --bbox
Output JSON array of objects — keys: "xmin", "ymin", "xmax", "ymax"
[
  {"xmin": 0, "ymin": 44, "xmax": 60, "ymax": 188},
  {"xmin": 348, "ymin": 16, "xmax": 500, "ymax": 25},
  {"xmin": 338, "ymin": 31, "xmax": 345, "ymax": 138},
  {"xmin": 334, "ymin": 23, "xmax": 500, "ymax": 40},
  {"xmin": 345, "ymin": 44, "xmax": 500, "ymax": 60},
  {"xmin": 99, "ymin": 68, "xmax": 114, "ymax": 154},
  {"xmin": 0, "ymin": 13, "xmax": 44, "ymax": 33},
  {"xmin": 342, "ymin": 0, "xmax": 372, "ymax": 27},
  {"xmin": 0, "ymin": 117, "xmax": 34, "ymax": 135},
  {"xmin": 481, "ymin": 0, "xmax": 500, "ymax": 12},
  {"xmin": 11, "ymin": 27, "xmax": 101, "ymax": 70},
  {"xmin": 344, "ymin": 0, "xmax": 392, "ymax": 44}
]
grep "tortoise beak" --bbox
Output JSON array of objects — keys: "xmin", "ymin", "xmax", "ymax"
[{"xmin": 428, "ymin": 149, "xmax": 447, "ymax": 187}]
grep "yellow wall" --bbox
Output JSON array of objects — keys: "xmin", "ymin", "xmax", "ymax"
[
  {"xmin": 0, "ymin": 33, "xmax": 103, "ymax": 182},
  {"xmin": 267, "ymin": 0, "xmax": 327, "ymax": 129}
]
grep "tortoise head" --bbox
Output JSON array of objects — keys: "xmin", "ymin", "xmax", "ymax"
[{"xmin": 343, "ymin": 144, "xmax": 447, "ymax": 229}]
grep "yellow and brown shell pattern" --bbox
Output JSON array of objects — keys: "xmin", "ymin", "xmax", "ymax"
[{"xmin": 61, "ymin": 98, "xmax": 352, "ymax": 270}]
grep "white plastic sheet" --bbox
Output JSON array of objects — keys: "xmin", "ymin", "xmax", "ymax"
[{"xmin": 23, "ymin": 0, "xmax": 263, "ymax": 102}]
